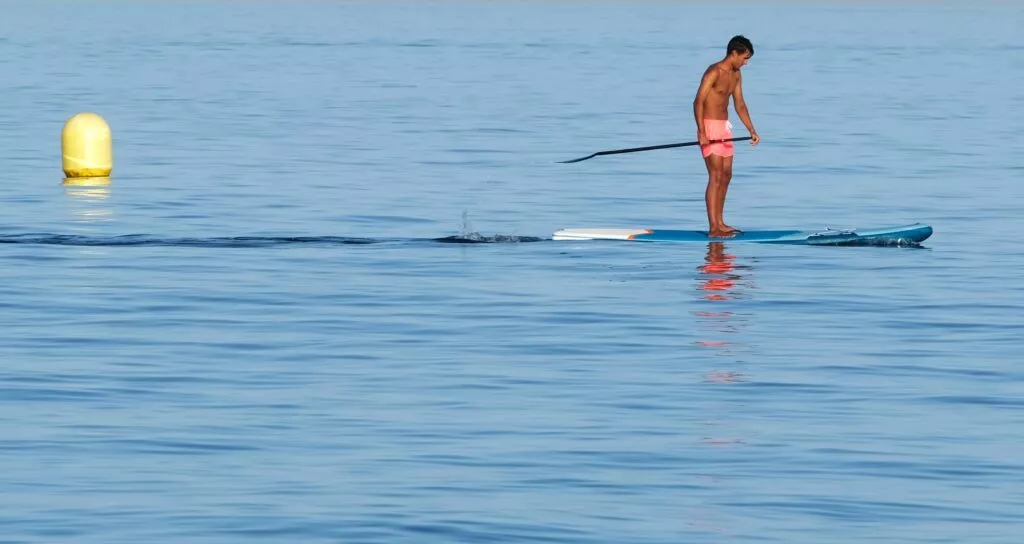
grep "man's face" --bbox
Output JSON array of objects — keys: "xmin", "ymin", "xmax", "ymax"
[{"xmin": 731, "ymin": 51, "xmax": 752, "ymax": 69}]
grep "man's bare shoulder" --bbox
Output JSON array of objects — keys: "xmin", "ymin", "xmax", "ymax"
[{"xmin": 700, "ymin": 63, "xmax": 720, "ymax": 81}]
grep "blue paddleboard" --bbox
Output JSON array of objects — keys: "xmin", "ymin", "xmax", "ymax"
[{"xmin": 552, "ymin": 223, "xmax": 932, "ymax": 246}]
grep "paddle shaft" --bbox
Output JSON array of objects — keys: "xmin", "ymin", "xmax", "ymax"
[{"xmin": 559, "ymin": 136, "xmax": 752, "ymax": 164}]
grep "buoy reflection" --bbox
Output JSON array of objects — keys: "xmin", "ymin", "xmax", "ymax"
[{"xmin": 63, "ymin": 184, "xmax": 112, "ymax": 222}]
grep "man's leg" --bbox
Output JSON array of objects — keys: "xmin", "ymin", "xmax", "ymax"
[
  {"xmin": 704, "ymin": 154, "xmax": 728, "ymax": 236},
  {"xmin": 717, "ymin": 156, "xmax": 737, "ymax": 233}
]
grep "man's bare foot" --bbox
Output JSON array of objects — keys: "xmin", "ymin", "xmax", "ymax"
[
  {"xmin": 708, "ymin": 228, "xmax": 737, "ymax": 239},
  {"xmin": 721, "ymin": 224, "xmax": 743, "ymax": 235}
]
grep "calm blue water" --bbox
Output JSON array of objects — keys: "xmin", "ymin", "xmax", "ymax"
[{"xmin": 2, "ymin": 1, "xmax": 1023, "ymax": 542}]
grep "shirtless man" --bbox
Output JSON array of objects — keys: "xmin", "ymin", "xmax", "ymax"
[{"xmin": 693, "ymin": 35, "xmax": 760, "ymax": 237}]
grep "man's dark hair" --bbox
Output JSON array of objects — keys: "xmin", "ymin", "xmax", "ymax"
[{"xmin": 727, "ymin": 35, "xmax": 753, "ymax": 57}]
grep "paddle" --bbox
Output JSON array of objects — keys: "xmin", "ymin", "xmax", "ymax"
[{"xmin": 558, "ymin": 136, "xmax": 752, "ymax": 164}]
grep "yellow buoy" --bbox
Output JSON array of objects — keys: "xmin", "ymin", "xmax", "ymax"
[{"xmin": 61, "ymin": 112, "xmax": 112, "ymax": 185}]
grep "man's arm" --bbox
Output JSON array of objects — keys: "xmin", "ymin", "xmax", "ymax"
[
  {"xmin": 693, "ymin": 67, "xmax": 717, "ymax": 145},
  {"xmin": 732, "ymin": 73, "xmax": 760, "ymax": 145}
]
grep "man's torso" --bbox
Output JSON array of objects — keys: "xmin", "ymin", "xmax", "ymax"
[{"xmin": 702, "ymin": 62, "xmax": 739, "ymax": 120}]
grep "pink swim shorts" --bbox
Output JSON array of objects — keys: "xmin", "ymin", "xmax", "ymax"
[{"xmin": 699, "ymin": 119, "xmax": 734, "ymax": 158}]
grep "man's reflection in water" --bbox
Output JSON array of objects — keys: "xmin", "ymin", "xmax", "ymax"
[{"xmin": 695, "ymin": 242, "xmax": 752, "ymax": 384}]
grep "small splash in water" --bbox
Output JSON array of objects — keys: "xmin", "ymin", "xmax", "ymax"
[
  {"xmin": 460, "ymin": 209, "xmax": 474, "ymax": 236},
  {"xmin": 435, "ymin": 209, "xmax": 545, "ymax": 243}
]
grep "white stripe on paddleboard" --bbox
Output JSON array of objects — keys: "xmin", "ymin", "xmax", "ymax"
[{"xmin": 552, "ymin": 228, "xmax": 652, "ymax": 241}]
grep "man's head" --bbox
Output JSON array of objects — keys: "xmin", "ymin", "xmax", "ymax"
[{"xmin": 726, "ymin": 35, "xmax": 753, "ymax": 68}]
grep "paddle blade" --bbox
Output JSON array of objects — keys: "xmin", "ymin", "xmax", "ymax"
[{"xmin": 557, "ymin": 153, "xmax": 598, "ymax": 164}]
